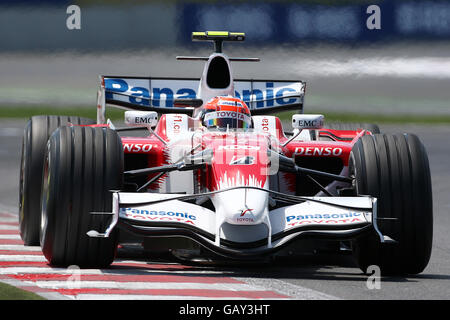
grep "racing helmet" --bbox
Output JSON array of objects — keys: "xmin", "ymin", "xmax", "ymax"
[{"xmin": 199, "ymin": 96, "xmax": 252, "ymax": 131}]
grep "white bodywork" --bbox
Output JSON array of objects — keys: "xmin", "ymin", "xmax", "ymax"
[{"xmin": 116, "ymin": 191, "xmax": 374, "ymax": 248}]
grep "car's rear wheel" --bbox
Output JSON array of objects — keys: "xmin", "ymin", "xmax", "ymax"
[
  {"xmin": 350, "ymin": 133, "xmax": 433, "ymax": 275},
  {"xmin": 19, "ymin": 115, "xmax": 95, "ymax": 245},
  {"xmin": 40, "ymin": 126, "xmax": 123, "ymax": 268}
]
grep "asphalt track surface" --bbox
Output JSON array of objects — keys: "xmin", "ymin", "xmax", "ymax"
[
  {"xmin": 0, "ymin": 119, "xmax": 449, "ymax": 300},
  {"xmin": 2, "ymin": 43, "xmax": 450, "ymax": 116}
]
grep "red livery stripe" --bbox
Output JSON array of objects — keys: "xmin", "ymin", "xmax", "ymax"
[
  {"xmin": 0, "ymin": 261, "xmax": 49, "ymax": 267},
  {"xmin": 0, "ymin": 222, "xmax": 19, "ymax": 226},
  {"xmin": 0, "ymin": 230, "xmax": 21, "ymax": 234},
  {"xmin": 0, "ymin": 239, "xmax": 24, "ymax": 245},
  {"xmin": 10, "ymin": 273, "xmax": 242, "ymax": 284}
]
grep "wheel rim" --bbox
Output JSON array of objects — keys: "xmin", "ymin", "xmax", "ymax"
[
  {"xmin": 40, "ymin": 144, "xmax": 50, "ymax": 246},
  {"xmin": 348, "ymin": 151, "xmax": 358, "ymax": 196},
  {"xmin": 19, "ymin": 136, "xmax": 27, "ymax": 224}
]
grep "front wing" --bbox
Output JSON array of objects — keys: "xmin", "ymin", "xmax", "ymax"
[{"xmin": 88, "ymin": 188, "xmax": 391, "ymax": 259}]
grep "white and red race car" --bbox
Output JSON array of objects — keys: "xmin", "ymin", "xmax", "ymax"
[{"xmin": 19, "ymin": 32, "xmax": 433, "ymax": 275}]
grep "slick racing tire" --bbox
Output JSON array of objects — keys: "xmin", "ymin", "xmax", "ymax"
[
  {"xmin": 324, "ymin": 122, "xmax": 381, "ymax": 134},
  {"xmin": 350, "ymin": 133, "xmax": 433, "ymax": 275},
  {"xmin": 40, "ymin": 126, "xmax": 123, "ymax": 268},
  {"xmin": 19, "ymin": 115, "xmax": 95, "ymax": 246}
]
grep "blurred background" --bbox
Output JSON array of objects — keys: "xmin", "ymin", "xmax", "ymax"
[{"xmin": 0, "ymin": 0, "xmax": 449, "ymax": 118}]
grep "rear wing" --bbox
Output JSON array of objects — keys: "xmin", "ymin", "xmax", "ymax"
[{"xmin": 97, "ymin": 76, "xmax": 305, "ymax": 123}]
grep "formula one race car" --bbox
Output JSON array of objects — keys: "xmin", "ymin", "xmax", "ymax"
[{"xmin": 19, "ymin": 32, "xmax": 433, "ymax": 275}]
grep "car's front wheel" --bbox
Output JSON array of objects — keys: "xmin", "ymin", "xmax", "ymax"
[
  {"xmin": 40, "ymin": 126, "xmax": 123, "ymax": 268},
  {"xmin": 19, "ymin": 115, "xmax": 95, "ymax": 245},
  {"xmin": 350, "ymin": 133, "xmax": 433, "ymax": 275}
]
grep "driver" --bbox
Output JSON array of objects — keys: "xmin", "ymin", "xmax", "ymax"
[{"xmin": 198, "ymin": 96, "xmax": 252, "ymax": 131}]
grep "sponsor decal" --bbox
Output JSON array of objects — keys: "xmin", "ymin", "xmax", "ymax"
[
  {"xmin": 128, "ymin": 116, "xmax": 155, "ymax": 125},
  {"xmin": 236, "ymin": 208, "xmax": 255, "ymax": 222},
  {"xmin": 168, "ymin": 114, "xmax": 185, "ymax": 135},
  {"xmin": 204, "ymin": 111, "xmax": 250, "ymax": 122},
  {"xmin": 253, "ymin": 116, "xmax": 277, "ymax": 136},
  {"xmin": 105, "ymin": 78, "xmax": 196, "ymax": 108},
  {"xmin": 297, "ymin": 119, "xmax": 323, "ymax": 128},
  {"xmin": 294, "ymin": 147, "xmax": 343, "ymax": 156},
  {"xmin": 286, "ymin": 212, "xmax": 364, "ymax": 227},
  {"xmin": 229, "ymin": 156, "xmax": 255, "ymax": 165},
  {"xmin": 123, "ymin": 143, "xmax": 153, "ymax": 153},
  {"xmin": 121, "ymin": 208, "xmax": 196, "ymax": 225},
  {"xmin": 240, "ymin": 208, "xmax": 254, "ymax": 217},
  {"xmin": 234, "ymin": 82, "xmax": 299, "ymax": 108},
  {"xmin": 105, "ymin": 79, "xmax": 302, "ymax": 108},
  {"xmin": 260, "ymin": 117, "xmax": 271, "ymax": 132},
  {"xmin": 217, "ymin": 99, "xmax": 244, "ymax": 107},
  {"xmin": 236, "ymin": 217, "xmax": 254, "ymax": 223}
]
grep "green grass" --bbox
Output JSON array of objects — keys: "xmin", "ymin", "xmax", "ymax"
[
  {"xmin": 1, "ymin": 106, "xmax": 450, "ymax": 124},
  {"xmin": 0, "ymin": 282, "xmax": 46, "ymax": 300}
]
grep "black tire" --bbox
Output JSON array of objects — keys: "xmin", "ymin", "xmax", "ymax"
[
  {"xmin": 19, "ymin": 115, "xmax": 95, "ymax": 245},
  {"xmin": 350, "ymin": 133, "xmax": 433, "ymax": 275},
  {"xmin": 324, "ymin": 122, "xmax": 381, "ymax": 134},
  {"xmin": 40, "ymin": 126, "xmax": 123, "ymax": 268}
]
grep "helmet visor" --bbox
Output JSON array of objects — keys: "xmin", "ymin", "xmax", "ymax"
[{"xmin": 203, "ymin": 111, "xmax": 252, "ymax": 131}]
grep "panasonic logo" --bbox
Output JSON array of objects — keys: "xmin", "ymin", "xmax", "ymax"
[
  {"xmin": 121, "ymin": 208, "xmax": 196, "ymax": 220},
  {"xmin": 286, "ymin": 212, "xmax": 361, "ymax": 222},
  {"xmin": 105, "ymin": 79, "xmax": 299, "ymax": 108}
]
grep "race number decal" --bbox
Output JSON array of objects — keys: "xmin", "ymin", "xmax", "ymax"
[{"xmin": 229, "ymin": 156, "xmax": 255, "ymax": 165}]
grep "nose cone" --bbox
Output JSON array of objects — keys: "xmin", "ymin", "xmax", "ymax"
[
  {"xmin": 213, "ymin": 188, "xmax": 268, "ymax": 225},
  {"xmin": 206, "ymin": 132, "xmax": 271, "ymax": 225}
]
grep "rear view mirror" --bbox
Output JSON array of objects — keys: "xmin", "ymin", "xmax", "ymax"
[
  {"xmin": 292, "ymin": 114, "xmax": 324, "ymax": 130},
  {"xmin": 124, "ymin": 111, "xmax": 158, "ymax": 128}
]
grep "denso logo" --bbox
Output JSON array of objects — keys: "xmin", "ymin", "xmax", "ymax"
[
  {"xmin": 105, "ymin": 79, "xmax": 298, "ymax": 108},
  {"xmin": 123, "ymin": 143, "xmax": 153, "ymax": 153},
  {"xmin": 294, "ymin": 147, "xmax": 343, "ymax": 156}
]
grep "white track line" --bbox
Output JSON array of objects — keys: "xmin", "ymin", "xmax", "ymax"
[
  {"xmin": 237, "ymin": 277, "xmax": 339, "ymax": 300},
  {"xmin": 0, "ymin": 266, "xmax": 203, "ymax": 275},
  {"xmin": 73, "ymin": 295, "xmax": 272, "ymax": 300},
  {"xmin": 0, "ymin": 254, "xmax": 47, "ymax": 261},
  {"xmin": 27, "ymin": 281, "xmax": 265, "ymax": 291},
  {"xmin": 0, "ymin": 225, "xmax": 20, "ymax": 230},
  {"xmin": 0, "ymin": 218, "xmax": 18, "ymax": 224},
  {"xmin": 0, "ymin": 245, "xmax": 41, "ymax": 251},
  {"xmin": 0, "ymin": 234, "xmax": 22, "ymax": 239},
  {"xmin": 0, "ymin": 267, "xmax": 104, "ymax": 275}
]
